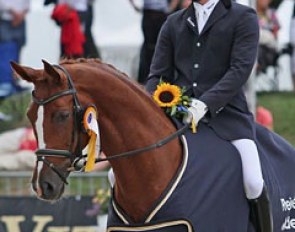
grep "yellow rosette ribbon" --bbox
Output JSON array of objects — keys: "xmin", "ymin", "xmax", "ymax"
[{"xmin": 83, "ymin": 106, "xmax": 100, "ymax": 172}]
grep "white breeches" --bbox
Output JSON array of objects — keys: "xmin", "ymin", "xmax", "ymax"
[{"xmin": 231, "ymin": 139, "xmax": 264, "ymax": 199}]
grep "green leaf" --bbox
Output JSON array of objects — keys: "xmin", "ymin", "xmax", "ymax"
[
  {"xmin": 170, "ymin": 105, "xmax": 177, "ymax": 116},
  {"xmin": 182, "ymin": 96, "xmax": 189, "ymax": 101}
]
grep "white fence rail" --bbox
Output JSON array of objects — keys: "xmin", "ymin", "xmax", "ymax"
[{"xmin": 0, "ymin": 171, "xmax": 109, "ymax": 196}]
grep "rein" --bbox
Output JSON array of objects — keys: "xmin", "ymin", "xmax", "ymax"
[
  {"xmin": 33, "ymin": 64, "xmax": 190, "ymax": 184},
  {"xmin": 70, "ymin": 122, "xmax": 190, "ymax": 171}
]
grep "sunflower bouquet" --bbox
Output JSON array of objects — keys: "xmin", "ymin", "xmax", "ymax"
[{"xmin": 153, "ymin": 81, "xmax": 191, "ymax": 119}]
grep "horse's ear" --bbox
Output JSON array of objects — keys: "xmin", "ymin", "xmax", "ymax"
[
  {"xmin": 42, "ymin": 59, "xmax": 61, "ymax": 83},
  {"xmin": 10, "ymin": 61, "xmax": 41, "ymax": 83}
]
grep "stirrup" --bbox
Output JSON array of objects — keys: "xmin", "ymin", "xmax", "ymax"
[{"xmin": 249, "ymin": 186, "xmax": 273, "ymax": 232}]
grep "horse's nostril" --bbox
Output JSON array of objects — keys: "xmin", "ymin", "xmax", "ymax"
[{"xmin": 41, "ymin": 181, "xmax": 55, "ymax": 197}]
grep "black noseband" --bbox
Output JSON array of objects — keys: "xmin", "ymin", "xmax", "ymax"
[{"xmin": 35, "ymin": 149, "xmax": 72, "ymax": 157}]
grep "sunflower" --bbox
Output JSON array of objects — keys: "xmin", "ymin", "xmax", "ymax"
[{"xmin": 153, "ymin": 82, "xmax": 182, "ymax": 108}]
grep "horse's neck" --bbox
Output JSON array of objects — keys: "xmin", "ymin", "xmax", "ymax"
[
  {"xmin": 82, "ymin": 70, "xmax": 182, "ymax": 222},
  {"xmin": 106, "ymin": 106, "xmax": 182, "ymax": 222}
]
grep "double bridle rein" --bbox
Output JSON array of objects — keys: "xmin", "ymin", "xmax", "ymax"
[{"xmin": 33, "ymin": 65, "xmax": 190, "ymax": 185}]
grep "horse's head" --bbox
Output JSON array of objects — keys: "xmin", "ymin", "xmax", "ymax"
[{"xmin": 11, "ymin": 60, "xmax": 90, "ymax": 202}]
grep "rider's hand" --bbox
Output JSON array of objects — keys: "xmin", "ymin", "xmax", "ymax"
[{"xmin": 183, "ymin": 99, "xmax": 208, "ymax": 126}]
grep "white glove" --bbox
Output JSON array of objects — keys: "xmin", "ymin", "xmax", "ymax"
[{"xmin": 183, "ymin": 99, "xmax": 208, "ymax": 126}]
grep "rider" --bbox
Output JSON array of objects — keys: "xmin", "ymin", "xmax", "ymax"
[{"xmin": 145, "ymin": 0, "xmax": 273, "ymax": 231}]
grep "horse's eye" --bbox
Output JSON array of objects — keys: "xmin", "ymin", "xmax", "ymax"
[{"xmin": 53, "ymin": 111, "xmax": 70, "ymax": 123}]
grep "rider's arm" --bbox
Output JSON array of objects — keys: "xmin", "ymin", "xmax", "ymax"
[
  {"xmin": 199, "ymin": 8, "xmax": 259, "ymax": 118},
  {"xmin": 145, "ymin": 19, "xmax": 174, "ymax": 93}
]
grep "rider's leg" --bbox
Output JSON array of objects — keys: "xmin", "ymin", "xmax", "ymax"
[
  {"xmin": 231, "ymin": 139, "xmax": 263, "ymax": 199},
  {"xmin": 231, "ymin": 139, "xmax": 273, "ymax": 232}
]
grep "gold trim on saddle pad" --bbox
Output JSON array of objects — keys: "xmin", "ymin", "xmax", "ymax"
[{"xmin": 107, "ymin": 219, "xmax": 194, "ymax": 232}]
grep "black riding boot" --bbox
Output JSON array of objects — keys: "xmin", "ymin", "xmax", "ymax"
[{"xmin": 249, "ymin": 186, "xmax": 273, "ymax": 232}]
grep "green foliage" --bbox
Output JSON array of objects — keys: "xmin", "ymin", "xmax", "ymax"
[
  {"xmin": 93, "ymin": 188, "xmax": 111, "ymax": 214},
  {"xmin": 257, "ymin": 92, "xmax": 295, "ymax": 146},
  {"xmin": 0, "ymin": 91, "xmax": 31, "ymax": 132}
]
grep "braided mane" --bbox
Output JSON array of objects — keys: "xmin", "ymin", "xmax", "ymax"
[
  {"xmin": 59, "ymin": 58, "xmax": 102, "ymax": 65},
  {"xmin": 58, "ymin": 58, "xmax": 159, "ymax": 110}
]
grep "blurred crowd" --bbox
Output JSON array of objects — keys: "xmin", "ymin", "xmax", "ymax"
[{"xmin": 0, "ymin": 0, "xmax": 294, "ymax": 170}]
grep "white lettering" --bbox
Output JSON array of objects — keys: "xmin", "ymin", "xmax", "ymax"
[
  {"xmin": 0, "ymin": 215, "xmax": 96, "ymax": 232},
  {"xmin": 281, "ymin": 197, "xmax": 295, "ymax": 212},
  {"xmin": 72, "ymin": 227, "xmax": 98, "ymax": 232},
  {"xmin": 33, "ymin": 215, "xmax": 54, "ymax": 232},
  {"xmin": 48, "ymin": 227, "xmax": 70, "ymax": 232},
  {"xmin": 0, "ymin": 216, "xmax": 25, "ymax": 232},
  {"xmin": 282, "ymin": 216, "xmax": 295, "ymax": 231}
]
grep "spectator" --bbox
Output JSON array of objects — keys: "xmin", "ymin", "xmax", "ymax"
[
  {"xmin": 129, "ymin": 0, "xmax": 181, "ymax": 84},
  {"xmin": 256, "ymin": 0, "xmax": 280, "ymax": 75},
  {"xmin": 0, "ymin": 0, "xmax": 30, "ymax": 99},
  {"xmin": 84, "ymin": 0, "xmax": 100, "ymax": 58},
  {"xmin": 0, "ymin": 127, "xmax": 36, "ymax": 170},
  {"xmin": 45, "ymin": 0, "xmax": 100, "ymax": 58}
]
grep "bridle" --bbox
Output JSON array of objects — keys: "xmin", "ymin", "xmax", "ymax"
[
  {"xmin": 33, "ymin": 65, "xmax": 83, "ymax": 184},
  {"xmin": 32, "ymin": 64, "xmax": 191, "ymax": 185}
]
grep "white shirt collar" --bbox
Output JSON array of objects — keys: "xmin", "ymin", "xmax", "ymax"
[
  {"xmin": 193, "ymin": 0, "xmax": 220, "ymax": 33},
  {"xmin": 193, "ymin": 0, "xmax": 219, "ymax": 15}
]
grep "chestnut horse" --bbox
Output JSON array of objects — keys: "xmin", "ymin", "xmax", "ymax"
[
  {"xmin": 11, "ymin": 59, "xmax": 182, "ymax": 219},
  {"xmin": 11, "ymin": 59, "xmax": 295, "ymax": 232}
]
